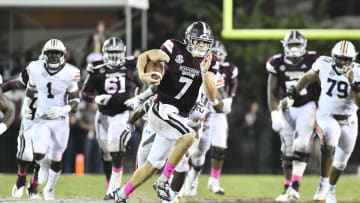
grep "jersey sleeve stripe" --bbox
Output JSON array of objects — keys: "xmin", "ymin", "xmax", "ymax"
[
  {"xmin": 74, "ymin": 74, "xmax": 81, "ymax": 79},
  {"xmin": 232, "ymin": 67, "xmax": 239, "ymax": 79},
  {"xmin": 163, "ymin": 40, "xmax": 174, "ymax": 54},
  {"xmin": 266, "ymin": 62, "xmax": 277, "ymax": 74}
]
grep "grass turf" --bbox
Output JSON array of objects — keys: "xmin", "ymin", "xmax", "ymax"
[{"xmin": 0, "ymin": 174, "xmax": 359, "ymax": 201}]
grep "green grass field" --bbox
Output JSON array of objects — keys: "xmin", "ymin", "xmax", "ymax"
[{"xmin": 1, "ymin": 174, "xmax": 360, "ymax": 202}]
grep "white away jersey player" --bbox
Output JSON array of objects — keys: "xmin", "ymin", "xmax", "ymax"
[
  {"xmin": 27, "ymin": 60, "xmax": 80, "ymax": 119},
  {"xmin": 313, "ymin": 56, "xmax": 360, "ymax": 115}
]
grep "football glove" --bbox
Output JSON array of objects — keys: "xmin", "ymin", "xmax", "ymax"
[
  {"xmin": 124, "ymin": 96, "xmax": 143, "ymax": 110},
  {"xmin": 46, "ymin": 105, "xmax": 71, "ymax": 119},
  {"xmin": 271, "ymin": 110, "xmax": 284, "ymax": 132},
  {"xmin": 94, "ymin": 94, "xmax": 112, "ymax": 106}
]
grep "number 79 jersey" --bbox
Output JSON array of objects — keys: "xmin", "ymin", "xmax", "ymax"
[
  {"xmin": 27, "ymin": 60, "xmax": 80, "ymax": 118},
  {"xmin": 313, "ymin": 56, "xmax": 360, "ymax": 115}
]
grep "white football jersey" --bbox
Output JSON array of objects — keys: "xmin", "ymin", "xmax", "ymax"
[
  {"xmin": 27, "ymin": 60, "xmax": 80, "ymax": 118},
  {"xmin": 313, "ymin": 56, "xmax": 360, "ymax": 115}
]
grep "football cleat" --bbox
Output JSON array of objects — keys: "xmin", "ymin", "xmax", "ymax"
[
  {"xmin": 26, "ymin": 183, "xmax": 41, "ymax": 199},
  {"xmin": 326, "ymin": 188, "xmax": 337, "ymax": 203},
  {"xmin": 104, "ymin": 192, "xmax": 114, "ymax": 200},
  {"xmin": 313, "ymin": 182, "xmax": 329, "ymax": 202},
  {"xmin": 114, "ymin": 187, "xmax": 127, "ymax": 203},
  {"xmin": 287, "ymin": 186, "xmax": 300, "ymax": 200},
  {"xmin": 207, "ymin": 177, "xmax": 225, "ymax": 195},
  {"xmin": 43, "ymin": 185, "xmax": 55, "ymax": 201},
  {"xmin": 153, "ymin": 179, "xmax": 171, "ymax": 201},
  {"xmin": 11, "ymin": 184, "xmax": 24, "ymax": 198}
]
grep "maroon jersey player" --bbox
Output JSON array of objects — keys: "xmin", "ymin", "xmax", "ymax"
[
  {"xmin": 82, "ymin": 37, "xmax": 143, "ymax": 200},
  {"xmin": 114, "ymin": 21, "xmax": 219, "ymax": 203},
  {"xmin": 267, "ymin": 30, "xmax": 320, "ymax": 201}
]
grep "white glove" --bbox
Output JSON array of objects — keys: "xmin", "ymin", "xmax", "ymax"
[
  {"xmin": 222, "ymin": 98, "xmax": 233, "ymax": 114},
  {"xmin": 271, "ymin": 110, "xmax": 284, "ymax": 132},
  {"xmin": 94, "ymin": 94, "xmax": 112, "ymax": 106},
  {"xmin": 124, "ymin": 96, "xmax": 143, "ymax": 110},
  {"xmin": 278, "ymin": 97, "xmax": 294, "ymax": 111},
  {"xmin": 158, "ymin": 103, "xmax": 179, "ymax": 120},
  {"xmin": 46, "ymin": 105, "xmax": 71, "ymax": 119},
  {"xmin": 0, "ymin": 123, "xmax": 8, "ymax": 135}
]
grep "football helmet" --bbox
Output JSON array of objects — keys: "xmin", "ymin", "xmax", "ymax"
[
  {"xmin": 41, "ymin": 39, "xmax": 66, "ymax": 70},
  {"xmin": 281, "ymin": 30, "xmax": 307, "ymax": 58},
  {"xmin": 211, "ymin": 40, "xmax": 227, "ymax": 63},
  {"xmin": 331, "ymin": 40, "xmax": 358, "ymax": 74},
  {"xmin": 184, "ymin": 21, "xmax": 214, "ymax": 57},
  {"xmin": 102, "ymin": 37, "xmax": 126, "ymax": 67}
]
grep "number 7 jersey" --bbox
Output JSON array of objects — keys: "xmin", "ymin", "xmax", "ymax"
[
  {"xmin": 313, "ymin": 56, "xmax": 360, "ymax": 115},
  {"xmin": 27, "ymin": 60, "xmax": 80, "ymax": 118}
]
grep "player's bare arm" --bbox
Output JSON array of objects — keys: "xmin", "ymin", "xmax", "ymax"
[
  {"xmin": 0, "ymin": 89, "xmax": 15, "ymax": 134},
  {"xmin": 137, "ymin": 49, "xmax": 170, "ymax": 85},
  {"xmin": 345, "ymin": 67, "xmax": 360, "ymax": 106},
  {"xmin": 201, "ymin": 54, "xmax": 218, "ymax": 103},
  {"xmin": 295, "ymin": 69, "xmax": 320, "ymax": 93},
  {"xmin": 267, "ymin": 74, "xmax": 280, "ymax": 112}
]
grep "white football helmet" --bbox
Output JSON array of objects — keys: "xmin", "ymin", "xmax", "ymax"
[
  {"xmin": 281, "ymin": 30, "xmax": 307, "ymax": 58},
  {"xmin": 331, "ymin": 40, "xmax": 358, "ymax": 74},
  {"xmin": 102, "ymin": 37, "xmax": 126, "ymax": 67},
  {"xmin": 41, "ymin": 39, "xmax": 66, "ymax": 70}
]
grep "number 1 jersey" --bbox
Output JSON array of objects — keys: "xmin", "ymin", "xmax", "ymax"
[{"xmin": 27, "ymin": 60, "xmax": 80, "ymax": 118}]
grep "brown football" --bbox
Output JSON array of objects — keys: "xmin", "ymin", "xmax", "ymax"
[{"xmin": 145, "ymin": 61, "xmax": 164, "ymax": 80}]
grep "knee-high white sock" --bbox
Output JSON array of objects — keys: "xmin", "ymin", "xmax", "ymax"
[
  {"xmin": 45, "ymin": 169, "xmax": 61, "ymax": 190},
  {"xmin": 292, "ymin": 161, "xmax": 307, "ymax": 181},
  {"xmin": 107, "ymin": 167, "xmax": 123, "ymax": 194}
]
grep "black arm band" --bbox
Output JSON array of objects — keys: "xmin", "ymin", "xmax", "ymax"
[{"xmin": 351, "ymin": 82, "xmax": 360, "ymax": 93}]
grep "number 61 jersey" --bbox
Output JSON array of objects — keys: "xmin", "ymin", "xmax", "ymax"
[
  {"xmin": 82, "ymin": 56, "xmax": 139, "ymax": 116},
  {"xmin": 27, "ymin": 60, "xmax": 80, "ymax": 118},
  {"xmin": 313, "ymin": 56, "xmax": 360, "ymax": 115}
]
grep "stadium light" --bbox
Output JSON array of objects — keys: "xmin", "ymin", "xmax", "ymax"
[{"xmin": 222, "ymin": 0, "xmax": 360, "ymax": 40}]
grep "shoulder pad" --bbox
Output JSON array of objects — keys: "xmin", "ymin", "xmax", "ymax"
[
  {"xmin": 126, "ymin": 56, "xmax": 136, "ymax": 61},
  {"xmin": 272, "ymin": 53, "xmax": 282, "ymax": 59}
]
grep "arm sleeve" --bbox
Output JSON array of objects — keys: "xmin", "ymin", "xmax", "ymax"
[{"xmin": 81, "ymin": 73, "xmax": 97, "ymax": 102}]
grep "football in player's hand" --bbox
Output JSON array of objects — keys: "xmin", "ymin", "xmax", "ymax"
[{"xmin": 145, "ymin": 61, "xmax": 164, "ymax": 80}]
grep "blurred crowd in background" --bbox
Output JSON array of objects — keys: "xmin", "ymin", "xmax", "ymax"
[{"xmin": 1, "ymin": 0, "xmax": 360, "ymax": 175}]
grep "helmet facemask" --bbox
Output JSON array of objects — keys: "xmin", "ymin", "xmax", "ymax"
[
  {"xmin": 331, "ymin": 40, "xmax": 358, "ymax": 75},
  {"xmin": 187, "ymin": 37, "xmax": 213, "ymax": 57},
  {"xmin": 333, "ymin": 55, "xmax": 353, "ymax": 74},
  {"xmin": 281, "ymin": 31, "xmax": 307, "ymax": 62},
  {"xmin": 44, "ymin": 50, "xmax": 65, "ymax": 70},
  {"xmin": 185, "ymin": 21, "xmax": 214, "ymax": 57},
  {"xmin": 102, "ymin": 37, "xmax": 126, "ymax": 67}
]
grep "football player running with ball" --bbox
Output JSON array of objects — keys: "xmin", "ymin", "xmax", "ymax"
[{"xmin": 114, "ymin": 21, "xmax": 219, "ymax": 203}]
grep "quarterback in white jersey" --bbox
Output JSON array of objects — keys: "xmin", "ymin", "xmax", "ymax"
[
  {"xmin": 285, "ymin": 40, "xmax": 360, "ymax": 203},
  {"xmin": 26, "ymin": 39, "xmax": 80, "ymax": 200}
]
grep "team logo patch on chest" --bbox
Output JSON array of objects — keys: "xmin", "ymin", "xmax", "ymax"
[
  {"xmin": 279, "ymin": 65, "xmax": 286, "ymax": 72},
  {"xmin": 175, "ymin": 55, "xmax": 184, "ymax": 64},
  {"xmin": 301, "ymin": 64, "xmax": 307, "ymax": 69},
  {"xmin": 329, "ymin": 70, "xmax": 336, "ymax": 77}
]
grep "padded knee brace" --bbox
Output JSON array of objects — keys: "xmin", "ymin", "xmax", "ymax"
[
  {"xmin": 211, "ymin": 147, "xmax": 226, "ymax": 161},
  {"xmin": 50, "ymin": 161, "xmax": 62, "ymax": 172},
  {"xmin": 293, "ymin": 151, "xmax": 310, "ymax": 163},
  {"xmin": 34, "ymin": 153, "xmax": 45, "ymax": 161},
  {"xmin": 281, "ymin": 154, "xmax": 293, "ymax": 169},
  {"xmin": 321, "ymin": 145, "xmax": 336, "ymax": 156},
  {"xmin": 333, "ymin": 160, "xmax": 346, "ymax": 170},
  {"xmin": 110, "ymin": 152, "xmax": 125, "ymax": 168}
]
